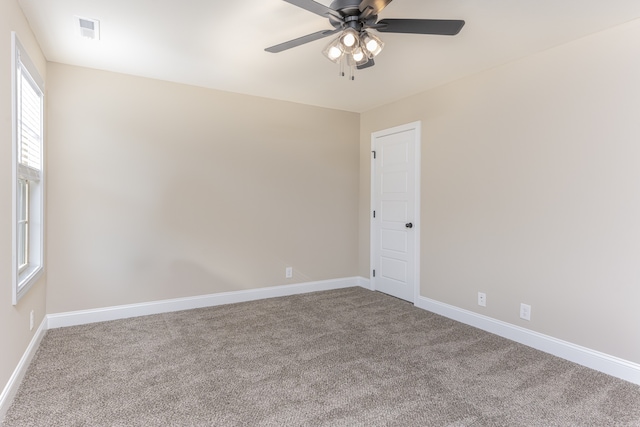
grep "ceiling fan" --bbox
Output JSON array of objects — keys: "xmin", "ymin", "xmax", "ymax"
[{"xmin": 265, "ymin": 0, "xmax": 465, "ymax": 78}]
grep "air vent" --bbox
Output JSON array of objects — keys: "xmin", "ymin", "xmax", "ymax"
[{"xmin": 75, "ymin": 16, "xmax": 100, "ymax": 40}]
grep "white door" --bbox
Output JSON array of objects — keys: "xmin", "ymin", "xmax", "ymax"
[{"xmin": 371, "ymin": 122, "xmax": 420, "ymax": 303}]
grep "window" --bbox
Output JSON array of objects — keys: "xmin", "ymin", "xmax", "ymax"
[{"xmin": 12, "ymin": 32, "xmax": 44, "ymax": 305}]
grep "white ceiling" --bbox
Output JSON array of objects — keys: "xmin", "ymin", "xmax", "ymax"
[{"xmin": 17, "ymin": 0, "xmax": 640, "ymax": 112}]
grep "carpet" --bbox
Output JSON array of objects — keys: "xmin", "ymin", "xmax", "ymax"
[{"xmin": 3, "ymin": 287, "xmax": 640, "ymax": 426}]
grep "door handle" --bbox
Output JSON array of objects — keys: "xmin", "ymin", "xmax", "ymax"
[{"xmin": 405, "ymin": 223, "xmax": 413, "ymax": 228}]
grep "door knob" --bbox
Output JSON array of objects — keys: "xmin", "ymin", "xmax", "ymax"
[{"xmin": 405, "ymin": 223, "xmax": 413, "ymax": 228}]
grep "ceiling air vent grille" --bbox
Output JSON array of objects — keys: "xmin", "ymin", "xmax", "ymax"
[{"xmin": 76, "ymin": 16, "xmax": 100, "ymax": 40}]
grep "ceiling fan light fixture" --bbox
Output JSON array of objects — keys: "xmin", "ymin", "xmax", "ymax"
[
  {"xmin": 322, "ymin": 37, "xmax": 345, "ymax": 63},
  {"xmin": 362, "ymin": 32, "xmax": 384, "ymax": 57}
]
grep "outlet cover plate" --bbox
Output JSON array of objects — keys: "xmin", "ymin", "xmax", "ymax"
[
  {"xmin": 478, "ymin": 292, "xmax": 486, "ymax": 307},
  {"xmin": 520, "ymin": 303, "xmax": 531, "ymax": 321}
]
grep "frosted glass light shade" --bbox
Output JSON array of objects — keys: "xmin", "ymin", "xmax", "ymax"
[
  {"xmin": 339, "ymin": 28, "xmax": 360, "ymax": 53},
  {"xmin": 362, "ymin": 32, "xmax": 384, "ymax": 57},
  {"xmin": 322, "ymin": 37, "xmax": 344, "ymax": 63},
  {"xmin": 351, "ymin": 46, "xmax": 369, "ymax": 66}
]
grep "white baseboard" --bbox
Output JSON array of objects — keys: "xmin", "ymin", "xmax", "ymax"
[
  {"xmin": 357, "ymin": 276, "xmax": 373, "ymax": 290},
  {"xmin": 415, "ymin": 295, "xmax": 640, "ymax": 386},
  {"xmin": 48, "ymin": 276, "xmax": 369, "ymax": 329},
  {"xmin": 0, "ymin": 317, "xmax": 47, "ymax": 422}
]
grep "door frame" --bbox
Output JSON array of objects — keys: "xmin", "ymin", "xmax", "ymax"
[{"xmin": 370, "ymin": 121, "xmax": 421, "ymax": 304}]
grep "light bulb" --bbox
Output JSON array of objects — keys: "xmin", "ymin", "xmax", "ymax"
[
  {"xmin": 352, "ymin": 49, "xmax": 364, "ymax": 62},
  {"xmin": 343, "ymin": 33, "xmax": 356, "ymax": 47},
  {"xmin": 328, "ymin": 46, "xmax": 342, "ymax": 60},
  {"xmin": 339, "ymin": 28, "xmax": 360, "ymax": 53},
  {"xmin": 366, "ymin": 38, "xmax": 378, "ymax": 52}
]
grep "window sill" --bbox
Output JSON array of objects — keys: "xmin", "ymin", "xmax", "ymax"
[{"xmin": 14, "ymin": 264, "xmax": 43, "ymax": 305}]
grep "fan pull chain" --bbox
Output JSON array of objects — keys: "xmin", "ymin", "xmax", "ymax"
[{"xmin": 336, "ymin": 58, "xmax": 356, "ymax": 81}]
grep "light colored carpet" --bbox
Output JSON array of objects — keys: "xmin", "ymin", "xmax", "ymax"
[{"xmin": 3, "ymin": 287, "xmax": 640, "ymax": 426}]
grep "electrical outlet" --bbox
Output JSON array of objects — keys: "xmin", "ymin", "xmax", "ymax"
[
  {"xmin": 30, "ymin": 310, "xmax": 34, "ymax": 331},
  {"xmin": 520, "ymin": 303, "xmax": 531, "ymax": 321},
  {"xmin": 478, "ymin": 292, "xmax": 486, "ymax": 307},
  {"xmin": 285, "ymin": 267, "xmax": 293, "ymax": 279}
]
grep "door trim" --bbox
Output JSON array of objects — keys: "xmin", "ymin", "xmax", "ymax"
[{"xmin": 370, "ymin": 121, "xmax": 421, "ymax": 304}]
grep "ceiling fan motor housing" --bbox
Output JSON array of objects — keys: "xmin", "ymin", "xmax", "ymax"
[
  {"xmin": 330, "ymin": 0, "xmax": 362, "ymax": 14},
  {"xmin": 329, "ymin": 0, "xmax": 377, "ymax": 30}
]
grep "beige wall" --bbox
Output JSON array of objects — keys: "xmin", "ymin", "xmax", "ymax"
[
  {"xmin": 46, "ymin": 63, "xmax": 360, "ymax": 313},
  {"xmin": 360, "ymin": 19, "xmax": 640, "ymax": 364},
  {"xmin": 0, "ymin": 0, "xmax": 47, "ymax": 397}
]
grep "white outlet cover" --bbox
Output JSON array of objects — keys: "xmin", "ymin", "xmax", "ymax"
[
  {"xmin": 520, "ymin": 303, "xmax": 531, "ymax": 321},
  {"xmin": 285, "ymin": 267, "xmax": 293, "ymax": 278},
  {"xmin": 478, "ymin": 292, "xmax": 486, "ymax": 307}
]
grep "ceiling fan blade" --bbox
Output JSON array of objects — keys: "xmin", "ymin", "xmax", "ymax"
[
  {"xmin": 265, "ymin": 28, "xmax": 341, "ymax": 53},
  {"xmin": 283, "ymin": 0, "xmax": 341, "ymax": 19},
  {"xmin": 359, "ymin": 0, "xmax": 393, "ymax": 18},
  {"xmin": 376, "ymin": 19, "xmax": 465, "ymax": 35},
  {"xmin": 356, "ymin": 58, "xmax": 375, "ymax": 70}
]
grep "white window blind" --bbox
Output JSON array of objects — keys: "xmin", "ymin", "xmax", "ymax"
[{"xmin": 17, "ymin": 64, "xmax": 43, "ymax": 181}]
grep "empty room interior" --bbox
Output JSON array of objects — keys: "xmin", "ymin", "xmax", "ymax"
[{"xmin": 2, "ymin": 0, "xmax": 640, "ymax": 424}]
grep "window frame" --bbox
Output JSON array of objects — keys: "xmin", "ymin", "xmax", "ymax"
[
  {"xmin": 17, "ymin": 178, "xmax": 29, "ymax": 273},
  {"xmin": 12, "ymin": 32, "xmax": 45, "ymax": 305}
]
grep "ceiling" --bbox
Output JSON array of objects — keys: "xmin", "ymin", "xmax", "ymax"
[{"xmin": 17, "ymin": 0, "xmax": 640, "ymax": 112}]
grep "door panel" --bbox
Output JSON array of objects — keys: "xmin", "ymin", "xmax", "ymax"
[
  {"xmin": 382, "ymin": 172, "xmax": 408, "ymax": 193},
  {"xmin": 381, "ymin": 200, "xmax": 408, "ymax": 222},
  {"xmin": 381, "ymin": 257, "xmax": 408, "ymax": 283},
  {"xmin": 381, "ymin": 229, "xmax": 407, "ymax": 253},
  {"xmin": 382, "ymin": 142, "xmax": 409, "ymax": 166}
]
